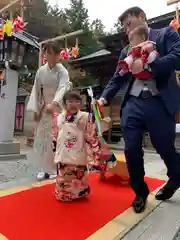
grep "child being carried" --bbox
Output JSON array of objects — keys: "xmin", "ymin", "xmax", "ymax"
[{"xmin": 119, "ymin": 24, "xmax": 159, "ymax": 79}]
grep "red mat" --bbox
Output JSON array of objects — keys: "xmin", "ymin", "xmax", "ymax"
[{"xmin": 0, "ymin": 174, "xmax": 165, "ymax": 240}]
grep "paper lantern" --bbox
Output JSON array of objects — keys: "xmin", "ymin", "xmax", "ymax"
[
  {"xmin": 59, "ymin": 48, "xmax": 70, "ymax": 60},
  {"xmin": 13, "ymin": 17, "xmax": 25, "ymax": 33},
  {"xmin": 71, "ymin": 46, "xmax": 79, "ymax": 58},
  {"xmin": 3, "ymin": 20, "xmax": 12, "ymax": 36}
]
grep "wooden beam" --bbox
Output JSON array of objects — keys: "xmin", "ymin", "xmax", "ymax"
[
  {"xmin": 38, "ymin": 30, "xmax": 84, "ymax": 67},
  {"xmin": 167, "ymin": 0, "xmax": 180, "ymax": 5},
  {"xmin": 0, "ymin": 0, "xmax": 20, "ymax": 14},
  {"xmin": 39, "ymin": 30, "xmax": 84, "ymax": 45},
  {"xmin": 20, "ymin": 0, "xmax": 24, "ymax": 20},
  {"xmin": 176, "ymin": 6, "xmax": 180, "ymax": 23},
  {"xmin": 10, "ymin": 0, "xmax": 13, "ymax": 20}
]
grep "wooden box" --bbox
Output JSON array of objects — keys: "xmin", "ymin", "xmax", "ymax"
[
  {"xmin": 108, "ymin": 154, "xmax": 129, "ymax": 184},
  {"xmin": 100, "ymin": 154, "xmax": 129, "ymax": 184},
  {"xmin": 100, "ymin": 117, "xmax": 112, "ymax": 133}
]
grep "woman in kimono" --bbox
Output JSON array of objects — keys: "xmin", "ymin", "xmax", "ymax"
[
  {"xmin": 54, "ymin": 90, "xmax": 110, "ymax": 202},
  {"xmin": 27, "ymin": 41, "xmax": 72, "ymax": 181}
]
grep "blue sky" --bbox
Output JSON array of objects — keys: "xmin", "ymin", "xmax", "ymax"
[{"xmin": 48, "ymin": 0, "xmax": 176, "ymax": 31}]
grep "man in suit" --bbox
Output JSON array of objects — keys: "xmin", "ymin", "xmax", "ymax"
[{"xmin": 98, "ymin": 7, "xmax": 180, "ymax": 213}]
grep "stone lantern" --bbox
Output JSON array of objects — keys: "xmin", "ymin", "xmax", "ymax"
[
  {"xmin": 1, "ymin": 36, "xmax": 26, "ymax": 69},
  {"xmin": 0, "ymin": 32, "xmax": 39, "ymax": 159}
]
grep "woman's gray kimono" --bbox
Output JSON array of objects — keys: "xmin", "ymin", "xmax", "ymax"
[{"xmin": 27, "ymin": 63, "xmax": 72, "ymax": 174}]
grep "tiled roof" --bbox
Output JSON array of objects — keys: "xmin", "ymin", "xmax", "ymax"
[
  {"xmin": 12, "ymin": 31, "xmax": 39, "ymax": 49},
  {"xmin": 71, "ymin": 49, "xmax": 111, "ymax": 62}
]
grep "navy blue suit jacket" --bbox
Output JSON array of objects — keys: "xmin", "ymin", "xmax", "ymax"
[{"xmin": 101, "ymin": 27, "xmax": 180, "ymax": 116}]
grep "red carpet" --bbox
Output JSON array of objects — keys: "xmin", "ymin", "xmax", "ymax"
[{"xmin": 0, "ymin": 174, "xmax": 165, "ymax": 240}]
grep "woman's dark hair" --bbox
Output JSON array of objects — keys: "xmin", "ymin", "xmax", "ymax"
[
  {"xmin": 119, "ymin": 7, "xmax": 147, "ymax": 24},
  {"xmin": 43, "ymin": 41, "xmax": 60, "ymax": 55},
  {"xmin": 63, "ymin": 90, "xmax": 82, "ymax": 104}
]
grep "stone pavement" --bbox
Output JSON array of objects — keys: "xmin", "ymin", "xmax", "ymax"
[
  {"xmin": 122, "ymin": 153, "xmax": 180, "ymax": 240},
  {"xmin": 1, "ymin": 149, "xmax": 180, "ymax": 239},
  {"xmin": 0, "ymin": 148, "xmax": 36, "ymax": 190},
  {"xmin": 0, "ymin": 150, "xmax": 165, "ymax": 188}
]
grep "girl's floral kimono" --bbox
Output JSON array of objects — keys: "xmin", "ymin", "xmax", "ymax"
[{"xmin": 54, "ymin": 110, "xmax": 114, "ymax": 202}]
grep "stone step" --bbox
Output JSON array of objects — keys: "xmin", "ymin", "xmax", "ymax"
[{"xmin": 0, "ymin": 153, "xmax": 26, "ymax": 161}]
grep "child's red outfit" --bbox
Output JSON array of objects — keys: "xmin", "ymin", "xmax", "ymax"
[{"xmin": 118, "ymin": 41, "xmax": 159, "ymax": 79}]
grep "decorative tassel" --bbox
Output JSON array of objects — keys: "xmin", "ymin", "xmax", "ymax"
[
  {"xmin": 13, "ymin": 16, "xmax": 25, "ymax": 33},
  {"xmin": 3, "ymin": 20, "xmax": 12, "ymax": 36}
]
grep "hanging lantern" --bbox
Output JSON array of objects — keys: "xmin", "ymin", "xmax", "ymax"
[
  {"xmin": 71, "ymin": 38, "xmax": 79, "ymax": 58},
  {"xmin": 13, "ymin": 16, "xmax": 25, "ymax": 33},
  {"xmin": 59, "ymin": 48, "xmax": 70, "ymax": 60},
  {"xmin": 170, "ymin": 18, "xmax": 179, "ymax": 31},
  {"xmin": 3, "ymin": 20, "xmax": 12, "ymax": 37},
  {"xmin": 71, "ymin": 46, "xmax": 79, "ymax": 58}
]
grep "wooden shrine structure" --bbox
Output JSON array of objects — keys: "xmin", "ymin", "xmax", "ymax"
[{"xmin": 70, "ymin": 11, "xmax": 180, "ymax": 141}]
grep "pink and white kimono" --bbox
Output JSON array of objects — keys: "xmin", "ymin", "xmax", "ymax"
[{"xmin": 54, "ymin": 110, "xmax": 109, "ymax": 202}]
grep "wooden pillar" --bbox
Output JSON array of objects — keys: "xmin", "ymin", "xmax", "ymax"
[
  {"xmin": 176, "ymin": 6, "xmax": 179, "ymax": 23},
  {"xmin": 20, "ymin": 0, "xmax": 24, "ymax": 20},
  {"xmin": 10, "ymin": 0, "xmax": 13, "ymax": 20}
]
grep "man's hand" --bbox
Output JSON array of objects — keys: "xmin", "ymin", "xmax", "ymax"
[
  {"xmin": 91, "ymin": 98, "xmax": 106, "ymax": 114},
  {"xmin": 97, "ymin": 98, "xmax": 107, "ymax": 106},
  {"xmin": 131, "ymin": 58, "xmax": 144, "ymax": 74}
]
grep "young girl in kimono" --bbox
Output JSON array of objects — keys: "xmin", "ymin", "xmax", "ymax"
[{"xmin": 54, "ymin": 90, "xmax": 107, "ymax": 202}]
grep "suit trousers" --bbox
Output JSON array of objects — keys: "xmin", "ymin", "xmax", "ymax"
[{"xmin": 121, "ymin": 95, "xmax": 180, "ymax": 196}]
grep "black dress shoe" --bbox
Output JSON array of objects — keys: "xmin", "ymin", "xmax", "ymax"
[
  {"xmin": 132, "ymin": 195, "xmax": 148, "ymax": 213},
  {"xmin": 155, "ymin": 183, "xmax": 179, "ymax": 201}
]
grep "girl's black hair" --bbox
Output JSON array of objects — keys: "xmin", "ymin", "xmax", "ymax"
[
  {"xmin": 63, "ymin": 90, "xmax": 82, "ymax": 104},
  {"xmin": 43, "ymin": 41, "xmax": 60, "ymax": 54}
]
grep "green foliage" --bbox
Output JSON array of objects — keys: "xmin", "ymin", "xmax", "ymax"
[
  {"xmin": 113, "ymin": 21, "xmax": 123, "ymax": 33},
  {"xmin": 24, "ymin": 0, "xmax": 106, "ymax": 56},
  {"xmin": 17, "ymin": 0, "xmax": 107, "ymax": 86},
  {"xmin": 64, "ymin": 0, "xmax": 89, "ymax": 31},
  {"xmin": 90, "ymin": 18, "xmax": 106, "ymax": 38}
]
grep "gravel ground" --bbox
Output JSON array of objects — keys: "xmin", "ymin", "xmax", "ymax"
[
  {"xmin": 0, "ymin": 149, "xmax": 166, "ymax": 186},
  {"xmin": 0, "ymin": 158, "xmax": 36, "ymax": 184}
]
